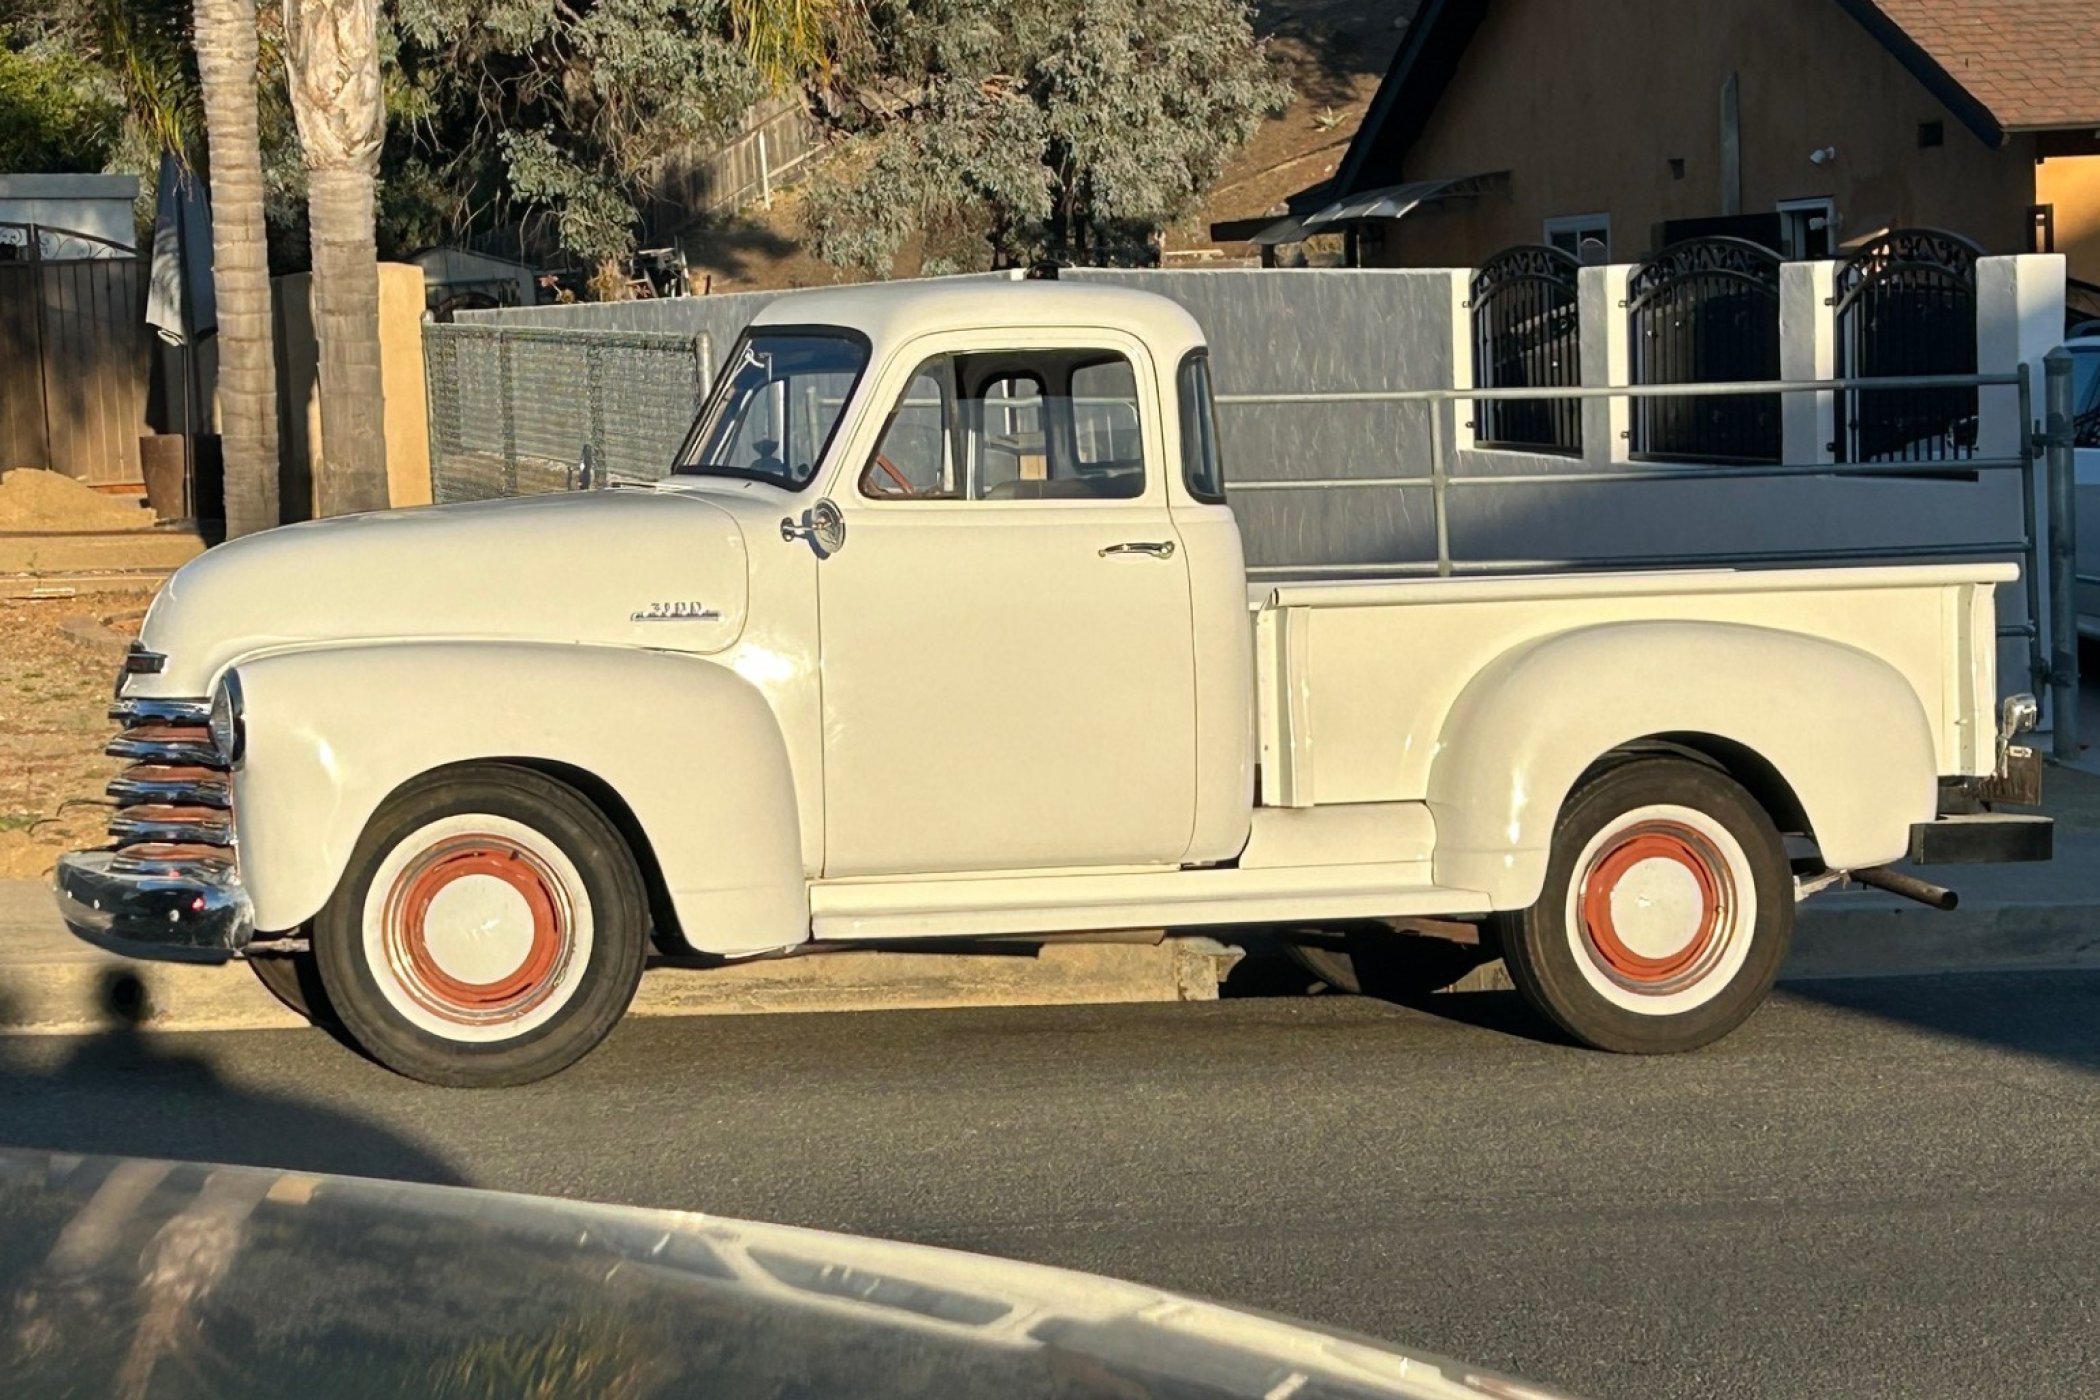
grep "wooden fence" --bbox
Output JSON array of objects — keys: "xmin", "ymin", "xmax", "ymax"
[
  {"xmin": 0, "ymin": 225, "xmax": 153, "ymax": 484},
  {"xmin": 644, "ymin": 97, "xmax": 822, "ymax": 240}
]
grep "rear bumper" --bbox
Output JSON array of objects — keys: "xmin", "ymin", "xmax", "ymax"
[
  {"xmin": 1907, "ymin": 813, "xmax": 2054, "ymax": 865},
  {"xmin": 53, "ymin": 850, "xmax": 254, "ymax": 963}
]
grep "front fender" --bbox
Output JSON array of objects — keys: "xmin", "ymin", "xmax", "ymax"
[
  {"xmin": 230, "ymin": 642, "xmax": 805, "ymax": 955},
  {"xmin": 1427, "ymin": 620, "xmax": 1938, "ymax": 908}
]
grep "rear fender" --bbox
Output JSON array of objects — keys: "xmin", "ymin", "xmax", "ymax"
[
  {"xmin": 229, "ymin": 642, "xmax": 805, "ymax": 955},
  {"xmin": 1427, "ymin": 621, "xmax": 1938, "ymax": 908}
]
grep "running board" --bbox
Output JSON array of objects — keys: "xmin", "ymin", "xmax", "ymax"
[{"xmin": 809, "ymin": 862, "xmax": 1490, "ymax": 941}]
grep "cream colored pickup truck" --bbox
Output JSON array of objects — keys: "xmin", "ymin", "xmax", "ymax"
[{"xmin": 58, "ymin": 281, "xmax": 2049, "ymax": 1085}]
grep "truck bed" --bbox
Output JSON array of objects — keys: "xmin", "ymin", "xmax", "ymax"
[{"xmin": 1250, "ymin": 563, "xmax": 2015, "ymax": 809}]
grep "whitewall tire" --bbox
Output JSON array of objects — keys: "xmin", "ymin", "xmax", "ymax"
[
  {"xmin": 315, "ymin": 765, "xmax": 649, "ymax": 1086},
  {"xmin": 1496, "ymin": 757, "xmax": 1792, "ymax": 1054}
]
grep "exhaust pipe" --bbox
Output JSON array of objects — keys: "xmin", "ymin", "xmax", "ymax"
[{"xmin": 1851, "ymin": 865, "xmax": 1959, "ymax": 912}]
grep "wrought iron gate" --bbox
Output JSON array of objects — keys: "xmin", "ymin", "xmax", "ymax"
[
  {"xmin": 1833, "ymin": 229, "xmax": 1980, "ymax": 464},
  {"xmin": 1626, "ymin": 237, "xmax": 1782, "ymax": 463},
  {"xmin": 1470, "ymin": 244, "xmax": 1582, "ymax": 454}
]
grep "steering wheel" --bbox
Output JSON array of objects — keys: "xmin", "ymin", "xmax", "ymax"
[{"xmin": 863, "ymin": 453, "xmax": 918, "ymax": 497}]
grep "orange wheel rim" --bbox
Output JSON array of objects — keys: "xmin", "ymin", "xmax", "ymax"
[
  {"xmin": 382, "ymin": 836, "xmax": 574, "ymax": 1026},
  {"xmin": 1576, "ymin": 821, "xmax": 1736, "ymax": 995}
]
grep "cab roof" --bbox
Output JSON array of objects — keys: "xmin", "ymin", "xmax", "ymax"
[{"xmin": 748, "ymin": 276, "xmax": 1209, "ymax": 363}]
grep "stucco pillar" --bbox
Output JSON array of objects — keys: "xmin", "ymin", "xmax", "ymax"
[
  {"xmin": 1439, "ymin": 267, "xmax": 1475, "ymax": 454},
  {"xmin": 1578, "ymin": 264, "xmax": 1631, "ymax": 466},
  {"xmin": 1779, "ymin": 261, "xmax": 1836, "ymax": 465},
  {"xmin": 1976, "ymin": 254, "xmax": 2067, "ymax": 463},
  {"xmin": 378, "ymin": 264, "xmax": 432, "ymax": 508}
]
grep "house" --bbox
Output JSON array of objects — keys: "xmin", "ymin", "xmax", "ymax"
[
  {"xmin": 0, "ymin": 173, "xmax": 139, "ymax": 257},
  {"xmin": 1225, "ymin": 0, "xmax": 2100, "ymax": 284}
]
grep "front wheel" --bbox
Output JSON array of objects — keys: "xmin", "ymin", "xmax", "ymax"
[
  {"xmin": 1496, "ymin": 757, "xmax": 1792, "ymax": 1054},
  {"xmin": 313, "ymin": 765, "xmax": 649, "ymax": 1087},
  {"xmin": 248, "ymin": 950, "xmax": 333, "ymax": 1026}
]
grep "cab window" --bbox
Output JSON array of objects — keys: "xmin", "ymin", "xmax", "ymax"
[
  {"xmin": 1177, "ymin": 350, "xmax": 1225, "ymax": 503},
  {"xmin": 861, "ymin": 349, "xmax": 1144, "ymax": 501}
]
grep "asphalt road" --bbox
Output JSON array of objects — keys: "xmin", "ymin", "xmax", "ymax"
[{"xmin": 2, "ymin": 969, "xmax": 2096, "ymax": 1400}]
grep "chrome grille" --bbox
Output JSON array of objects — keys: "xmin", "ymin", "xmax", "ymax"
[{"xmin": 105, "ymin": 693, "xmax": 233, "ymax": 854}]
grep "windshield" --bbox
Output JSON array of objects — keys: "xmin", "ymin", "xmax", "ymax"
[{"xmin": 674, "ymin": 331, "xmax": 869, "ymax": 488}]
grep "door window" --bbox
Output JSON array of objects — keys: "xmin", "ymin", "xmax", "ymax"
[
  {"xmin": 860, "ymin": 349, "xmax": 1145, "ymax": 501},
  {"xmin": 862, "ymin": 363, "xmax": 959, "ymax": 497}
]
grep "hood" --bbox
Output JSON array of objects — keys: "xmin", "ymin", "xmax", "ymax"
[{"xmin": 133, "ymin": 488, "xmax": 751, "ymax": 696}]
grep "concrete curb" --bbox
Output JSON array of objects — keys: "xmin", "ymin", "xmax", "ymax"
[
  {"xmin": 0, "ymin": 533, "xmax": 202, "ymax": 575},
  {"xmin": 2, "ymin": 877, "xmax": 2092, "ymax": 1036},
  {"xmin": 0, "ymin": 925, "xmax": 1245, "ymax": 1036},
  {"xmin": 1438, "ymin": 894, "xmax": 2100, "ymax": 994}
]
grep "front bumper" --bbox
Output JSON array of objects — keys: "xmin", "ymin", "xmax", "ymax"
[{"xmin": 54, "ymin": 850, "xmax": 254, "ymax": 962}]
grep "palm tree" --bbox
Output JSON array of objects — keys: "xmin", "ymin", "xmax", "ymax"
[
  {"xmin": 283, "ymin": 0, "xmax": 387, "ymax": 516},
  {"xmin": 57, "ymin": 0, "xmax": 282, "ymax": 534},
  {"xmin": 192, "ymin": 0, "xmax": 280, "ymax": 536}
]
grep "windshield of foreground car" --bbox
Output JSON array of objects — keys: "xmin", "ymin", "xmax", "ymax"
[{"xmin": 673, "ymin": 331, "xmax": 870, "ymax": 489}]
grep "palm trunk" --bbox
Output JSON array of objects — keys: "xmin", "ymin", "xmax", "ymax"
[
  {"xmin": 304, "ymin": 167, "xmax": 389, "ymax": 514},
  {"xmin": 192, "ymin": 0, "xmax": 280, "ymax": 537},
  {"xmin": 285, "ymin": 0, "xmax": 389, "ymax": 517}
]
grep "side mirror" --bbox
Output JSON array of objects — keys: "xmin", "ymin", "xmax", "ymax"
[{"xmin": 780, "ymin": 497, "xmax": 847, "ymax": 557}]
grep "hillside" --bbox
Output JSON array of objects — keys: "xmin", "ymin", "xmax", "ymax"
[
  {"xmin": 670, "ymin": 0, "xmax": 1416, "ymax": 291},
  {"xmin": 1167, "ymin": 0, "xmax": 1417, "ymax": 265}
]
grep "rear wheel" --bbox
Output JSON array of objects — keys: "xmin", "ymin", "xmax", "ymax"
[
  {"xmin": 1497, "ymin": 757, "xmax": 1791, "ymax": 1054},
  {"xmin": 313, "ymin": 765, "xmax": 649, "ymax": 1087}
]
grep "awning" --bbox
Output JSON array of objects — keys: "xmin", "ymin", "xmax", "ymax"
[{"xmin": 1216, "ymin": 171, "xmax": 1510, "ymax": 247}]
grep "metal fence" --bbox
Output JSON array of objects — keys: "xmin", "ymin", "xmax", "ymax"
[
  {"xmin": 1626, "ymin": 237, "xmax": 1783, "ymax": 464},
  {"xmin": 1469, "ymin": 245, "xmax": 1582, "ymax": 454},
  {"xmin": 1833, "ymin": 229, "xmax": 1980, "ymax": 466},
  {"xmin": 1216, "ymin": 369, "xmax": 2073, "ymax": 741},
  {"xmin": 423, "ymin": 324, "xmax": 712, "ymax": 502}
]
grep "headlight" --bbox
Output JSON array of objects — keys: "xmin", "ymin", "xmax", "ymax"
[{"xmin": 209, "ymin": 670, "xmax": 246, "ymax": 764}]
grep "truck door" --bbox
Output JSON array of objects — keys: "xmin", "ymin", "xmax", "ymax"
[{"xmin": 814, "ymin": 336, "xmax": 1199, "ymax": 877}]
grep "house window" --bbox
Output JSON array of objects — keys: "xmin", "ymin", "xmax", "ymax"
[
  {"xmin": 1544, "ymin": 214, "xmax": 1610, "ymax": 263},
  {"xmin": 1777, "ymin": 198, "xmax": 1836, "ymax": 259}
]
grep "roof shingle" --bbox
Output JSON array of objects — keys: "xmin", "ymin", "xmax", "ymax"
[{"xmin": 1867, "ymin": 0, "xmax": 2100, "ymax": 130}]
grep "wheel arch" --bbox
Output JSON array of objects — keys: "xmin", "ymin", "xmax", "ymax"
[
  {"xmin": 228, "ymin": 641, "xmax": 809, "ymax": 955},
  {"xmin": 1428, "ymin": 620, "xmax": 1937, "ymax": 908},
  {"xmin": 403, "ymin": 757, "xmax": 690, "ymax": 958},
  {"xmin": 1598, "ymin": 733, "xmax": 1813, "ymax": 840}
]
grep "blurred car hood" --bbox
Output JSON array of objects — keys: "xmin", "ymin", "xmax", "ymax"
[{"xmin": 0, "ymin": 1149, "xmax": 1581, "ymax": 1400}]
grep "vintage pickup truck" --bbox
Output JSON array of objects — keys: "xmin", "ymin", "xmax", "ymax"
[{"xmin": 57, "ymin": 280, "xmax": 2050, "ymax": 1086}]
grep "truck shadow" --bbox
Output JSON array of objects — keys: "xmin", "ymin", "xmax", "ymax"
[
  {"xmin": 1774, "ymin": 968, "xmax": 2100, "ymax": 1073},
  {"xmin": 0, "ymin": 971, "xmax": 464, "ymax": 1187}
]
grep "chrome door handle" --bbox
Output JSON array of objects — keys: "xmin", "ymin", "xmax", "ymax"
[{"xmin": 1099, "ymin": 540, "xmax": 1176, "ymax": 559}]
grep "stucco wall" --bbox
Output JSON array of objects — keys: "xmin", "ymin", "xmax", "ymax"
[
  {"xmin": 2037, "ymin": 153, "xmax": 2100, "ymax": 285},
  {"xmin": 275, "ymin": 263, "xmax": 431, "ymax": 518},
  {"xmin": 1370, "ymin": 0, "xmax": 2039, "ymax": 266}
]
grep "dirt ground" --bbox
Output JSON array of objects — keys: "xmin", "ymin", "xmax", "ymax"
[
  {"xmin": 0, "ymin": 594, "xmax": 150, "ymax": 881},
  {"xmin": 0, "ymin": 469, "xmax": 155, "ymax": 532}
]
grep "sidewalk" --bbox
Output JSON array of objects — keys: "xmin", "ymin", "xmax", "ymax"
[{"xmin": 4, "ymin": 773, "xmax": 2096, "ymax": 1034}]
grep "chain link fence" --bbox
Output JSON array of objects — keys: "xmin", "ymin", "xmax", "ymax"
[{"xmin": 423, "ymin": 324, "xmax": 714, "ymax": 503}]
